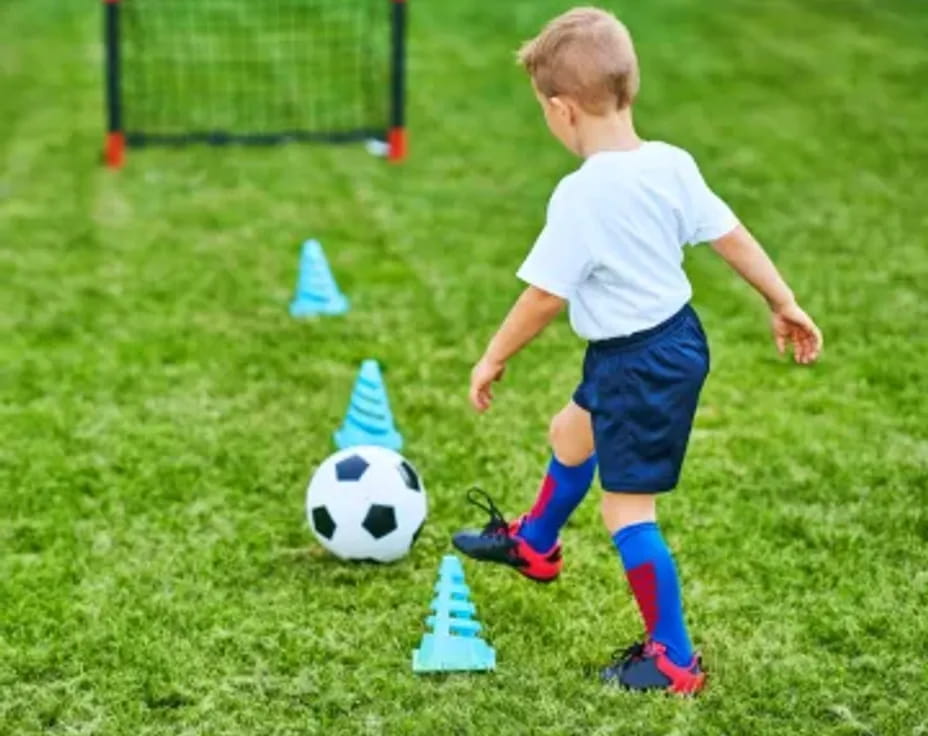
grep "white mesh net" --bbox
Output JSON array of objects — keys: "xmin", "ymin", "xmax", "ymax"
[{"xmin": 120, "ymin": 0, "xmax": 389, "ymax": 143}]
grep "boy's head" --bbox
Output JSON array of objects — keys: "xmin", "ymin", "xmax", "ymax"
[{"xmin": 518, "ymin": 7, "xmax": 639, "ymax": 150}]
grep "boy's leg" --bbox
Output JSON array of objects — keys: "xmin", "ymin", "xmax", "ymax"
[
  {"xmin": 602, "ymin": 492, "xmax": 703, "ymax": 693},
  {"xmin": 518, "ymin": 401, "xmax": 597, "ymax": 552}
]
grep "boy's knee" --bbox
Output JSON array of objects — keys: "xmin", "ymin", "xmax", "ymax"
[
  {"xmin": 601, "ymin": 492, "xmax": 657, "ymax": 534},
  {"xmin": 548, "ymin": 411, "xmax": 593, "ymax": 466}
]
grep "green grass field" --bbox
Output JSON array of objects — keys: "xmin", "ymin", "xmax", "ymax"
[{"xmin": 3, "ymin": 0, "xmax": 927, "ymax": 733}]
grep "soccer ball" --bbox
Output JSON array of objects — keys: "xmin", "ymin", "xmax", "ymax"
[{"xmin": 306, "ymin": 446, "xmax": 427, "ymax": 563}]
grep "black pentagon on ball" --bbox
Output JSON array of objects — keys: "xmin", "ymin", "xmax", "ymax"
[
  {"xmin": 397, "ymin": 460, "xmax": 421, "ymax": 491},
  {"xmin": 362, "ymin": 504, "xmax": 397, "ymax": 539},
  {"xmin": 335, "ymin": 454, "xmax": 369, "ymax": 481},
  {"xmin": 311, "ymin": 506, "xmax": 336, "ymax": 540}
]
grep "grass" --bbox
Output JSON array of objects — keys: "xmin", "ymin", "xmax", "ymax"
[{"xmin": 2, "ymin": 0, "xmax": 927, "ymax": 733}]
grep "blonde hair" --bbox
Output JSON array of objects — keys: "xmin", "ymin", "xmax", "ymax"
[{"xmin": 517, "ymin": 7, "xmax": 640, "ymax": 114}]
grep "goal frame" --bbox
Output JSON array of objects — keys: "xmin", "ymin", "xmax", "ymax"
[{"xmin": 102, "ymin": 0, "xmax": 407, "ymax": 167}]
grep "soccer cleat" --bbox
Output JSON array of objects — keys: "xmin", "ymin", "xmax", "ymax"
[
  {"xmin": 601, "ymin": 640, "xmax": 706, "ymax": 695},
  {"xmin": 451, "ymin": 488, "xmax": 563, "ymax": 583}
]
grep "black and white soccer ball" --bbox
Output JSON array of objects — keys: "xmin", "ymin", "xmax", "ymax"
[{"xmin": 306, "ymin": 446, "xmax": 427, "ymax": 563}]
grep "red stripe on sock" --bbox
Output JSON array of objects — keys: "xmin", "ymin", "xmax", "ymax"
[
  {"xmin": 528, "ymin": 475, "xmax": 556, "ymax": 519},
  {"xmin": 626, "ymin": 562, "xmax": 658, "ymax": 635}
]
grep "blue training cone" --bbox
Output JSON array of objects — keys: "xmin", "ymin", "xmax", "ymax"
[
  {"xmin": 333, "ymin": 359, "xmax": 404, "ymax": 451},
  {"xmin": 289, "ymin": 239, "xmax": 349, "ymax": 317},
  {"xmin": 412, "ymin": 555, "xmax": 496, "ymax": 673}
]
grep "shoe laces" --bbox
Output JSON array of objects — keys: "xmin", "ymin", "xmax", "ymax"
[
  {"xmin": 608, "ymin": 641, "xmax": 646, "ymax": 670},
  {"xmin": 466, "ymin": 487, "xmax": 511, "ymax": 536}
]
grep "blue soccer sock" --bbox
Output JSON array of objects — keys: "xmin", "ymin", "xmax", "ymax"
[
  {"xmin": 612, "ymin": 521, "xmax": 695, "ymax": 667},
  {"xmin": 518, "ymin": 453, "xmax": 597, "ymax": 552}
]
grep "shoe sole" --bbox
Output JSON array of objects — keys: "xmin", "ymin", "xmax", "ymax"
[{"xmin": 603, "ymin": 680, "xmax": 705, "ymax": 696}]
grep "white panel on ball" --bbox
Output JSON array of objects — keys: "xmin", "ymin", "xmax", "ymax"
[{"xmin": 306, "ymin": 446, "xmax": 427, "ymax": 563}]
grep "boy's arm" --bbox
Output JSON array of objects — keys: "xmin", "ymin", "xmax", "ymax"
[
  {"xmin": 469, "ymin": 285, "xmax": 565, "ymax": 412},
  {"xmin": 711, "ymin": 224, "xmax": 823, "ymax": 364}
]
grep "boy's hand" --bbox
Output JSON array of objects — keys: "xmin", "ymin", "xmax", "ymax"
[
  {"xmin": 771, "ymin": 302, "xmax": 823, "ymax": 364},
  {"xmin": 467, "ymin": 286, "xmax": 564, "ymax": 412},
  {"xmin": 469, "ymin": 357, "xmax": 506, "ymax": 412},
  {"xmin": 711, "ymin": 226, "xmax": 823, "ymax": 365}
]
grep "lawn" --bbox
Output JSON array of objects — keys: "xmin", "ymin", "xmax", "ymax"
[{"xmin": 2, "ymin": 0, "xmax": 927, "ymax": 734}]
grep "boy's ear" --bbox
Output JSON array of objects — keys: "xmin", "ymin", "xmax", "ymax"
[
  {"xmin": 549, "ymin": 95, "xmax": 581, "ymax": 124},
  {"xmin": 548, "ymin": 95, "xmax": 570, "ymax": 119}
]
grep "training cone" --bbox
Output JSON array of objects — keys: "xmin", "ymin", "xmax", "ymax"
[
  {"xmin": 289, "ymin": 239, "xmax": 349, "ymax": 317},
  {"xmin": 412, "ymin": 555, "xmax": 496, "ymax": 673},
  {"xmin": 333, "ymin": 359, "xmax": 404, "ymax": 451}
]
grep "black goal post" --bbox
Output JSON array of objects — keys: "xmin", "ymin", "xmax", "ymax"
[{"xmin": 102, "ymin": 0, "xmax": 407, "ymax": 167}]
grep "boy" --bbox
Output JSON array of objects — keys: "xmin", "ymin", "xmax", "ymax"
[{"xmin": 452, "ymin": 7, "xmax": 822, "ymax": 694}]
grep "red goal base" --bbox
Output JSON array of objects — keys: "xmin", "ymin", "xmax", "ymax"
[
  {"xmin": 388, "ymin": 127, "xmax": 407, "ymax": 163},
  {"xmin": 105, "ymin": 132, "xmax": 125, "ymax": 168}
]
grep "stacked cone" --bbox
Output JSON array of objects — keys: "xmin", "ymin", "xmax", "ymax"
[
  {"xmin": 290, "ymin": 239, "xmax": 349, "ymax": 317},
  {"xmin": 334, "ymin": 359, "xmax": 404, "ymax": 451},
  {"xmin": 412, "ymin": 555, "xmax": 495, "ymax": 673}
]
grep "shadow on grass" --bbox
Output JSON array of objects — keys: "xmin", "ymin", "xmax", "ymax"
[{"xmin": 277, "ymin": 543, "xmax": 422, "ymax": 587}]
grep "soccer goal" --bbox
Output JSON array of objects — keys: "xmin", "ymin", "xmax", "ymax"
[{"xmin": 102, "ymin": 0, "xmax": 407, "ymax": 167}]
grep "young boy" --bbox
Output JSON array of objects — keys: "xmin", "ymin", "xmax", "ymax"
[{"xmin": 452, "ymin": 7, "xmax": 823, "ymax": 694}]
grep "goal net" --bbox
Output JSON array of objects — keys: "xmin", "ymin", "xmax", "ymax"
[{"xmin": 103, "ymin": 0, "xmax": 407, "ymax": 166}]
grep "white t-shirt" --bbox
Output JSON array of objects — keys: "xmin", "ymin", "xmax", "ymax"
[{"xmin": 517, "ymin": 141, "xmax": 738, "ymax": 340}]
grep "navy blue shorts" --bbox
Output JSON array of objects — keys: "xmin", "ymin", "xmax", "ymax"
[{"xmin": 573, "ymin": 304, "xmax": 709, "ymax": 493}]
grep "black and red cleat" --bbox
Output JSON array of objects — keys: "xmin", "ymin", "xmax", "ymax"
[
  {"xmin": 601, "ymin": 640, "xmax": 706, "ymax": 695},
  {"xmin": 451, "ymin": 488, "xmax": 563, "ymax": 583}
]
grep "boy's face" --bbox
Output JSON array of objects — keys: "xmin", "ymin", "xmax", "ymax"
[{"xmin": 534, "ymin": 85, "xmax": 581, "ymax": 156}]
